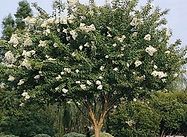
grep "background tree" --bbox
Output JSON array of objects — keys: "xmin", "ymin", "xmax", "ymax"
[
  {"xmin": 14, "ymin": 0, "xmax": 32, "ymax": 29},
  {"xmin": 0, "ymin": 0, "xmax": 186, "ymax": 137},
  {"xmin": 1, "ymin": 14, "xmax": 15, "ymax": 40}
]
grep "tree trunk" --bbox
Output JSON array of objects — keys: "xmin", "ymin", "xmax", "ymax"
[{"xmin": 94, "ymin": 125, "xmax": 101, "ymax": 137}]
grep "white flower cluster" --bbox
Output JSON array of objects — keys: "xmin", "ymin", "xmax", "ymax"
[
  {"xmin": 17, "ymin": 79, "xmax": 25, "ymax": 85},
  {"xmin": 22, "ymin": 50, "xmax": 35, "ymax": 58},
  {"xmin": 130, "ymin": 17, "xmax": 143, "ymax": 27},
  {"xmin": 145, "ymin": 46, "xmax": 157, "ymax": 56},
  {"xmin": 38, "ymin": 40, "xmax": 47, "ymax": 47},
  {"xmin": 24, "ymin": 36, "xmax": 33, "ymax": 46},
  {"xmin": 115, "ymin": 35, "xmax": 126, "ymax": 43},
  {"xmin": 134, "ymin": 60, "xmax": 142, "ymax": 67},
  {"xmin": 4, "ymin": 51, "xmax": 16, "ymax": 64},
  {"xmin": 20, "ymin": 59, "xmax": 32, "ymax": 69},
  {"xmin": 70, "ymin": 30, "xmax": 78, "ymax": 40},
  {"xmin": 8, "ymin": 75, "xmax": 15, "ymax": 81},
  {"xmin": 64, "ymin": 68, "xmax": 71, "ymax": 73},
  {"xmin": 21, "ymin": 91, "xmax": 30, "ymax": 100},
  {"xmin": 144, "ymin": 34, "xmax": 151, "ymax": 41},
  {"xmin": 0, "ymin": 83, "xmax": 5, "ymax": 89},
  {"xmin": 96, "ymin": 80, "xmax": 103, "ymax": 90},
  {"xmin": 8, "ymin": 34, "xmax": 19, "ymax": 47},
  {"xmin": 151, "ymin": 70, "xmax": 167, "ymax": 79},
  {"xmin": 23, "ymin": 16, "xmax": 37, "ymax": 25},
  {"xmin": 79, "ymin": 23, "xmax": 96, "ymax": 32}
]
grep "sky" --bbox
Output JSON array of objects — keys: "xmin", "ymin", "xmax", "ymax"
[{"xmin": 0, "ymin": 0, "xmax": 187, "ymax": 47}]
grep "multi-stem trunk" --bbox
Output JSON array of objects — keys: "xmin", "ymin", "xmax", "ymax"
[{"xmin": 88, "ymin": 107, "xmax": 107, "ymax": 137}]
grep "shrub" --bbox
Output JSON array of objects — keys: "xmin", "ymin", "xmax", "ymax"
[
  {"xmin": 91, "ymin": 132, "xmax": 114, "ymax": 137},
  {"xmin": 63, "ymin": 132, "xmax": 86, "ymax": 137},
  {"xmin": 0, "ymin": 133, "xmax": 19, "ymax": 137},
  {"xmin": 34, "ymin": 134, "xmax": 51, "ymax": 137},
  {"xmin": 109, "ymin": 101, "xmax": 160, "ymax": 137}
]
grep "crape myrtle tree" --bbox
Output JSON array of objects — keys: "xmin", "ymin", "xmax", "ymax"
[{"xmin": 0, "ymin": 0, "xmax": 186, "ymax": 137}]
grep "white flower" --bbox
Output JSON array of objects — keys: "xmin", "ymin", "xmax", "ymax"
[
  {"xmin": 112, "ymin": 43, "xmax": 117, "ymax": 47},
  {"xmin": 100, "ymin": 66, "xmax": 105, "ymax": 71},
  {"xmin": 113, "ymin": 67, "xmax": 118, "ymax": 71},
  {"xmin": 56, "ymin": 75, "xmax": 62, "ymax": 81},
  {"xmin": 133, "ymin": 98, "xmax": 137, "ymax": 102},
  {"xmin": 67, "ymin": 0, "xmax": 78, "ymax": 6},
  {"xmin": 127, "ymin": 63, "xmax": 130, "ymax": 68},
  {"xmin": 21, "ymin": 59, "xmax": 31, "ymax": 69},
  {"xmin": 0, "ymin": 83, "xmax": 5, "ymax": 89},
  {"xmin": 19, "ymin": 103, "xmax": 24, "ymax": 107},
  {"xmin": 174, "ymin": 73, "xmax": 178, "ymax": 78},
  {"xmin": 96, "ymin": 80, "xmax": 101, "ymax": 85},
  {"xmin": 70, "ymin": 30, "xmax": 78, "ymax": 40},
  {"xmin": 144, "ymin": 34, "xmax": 151, "ymax": 41},
  {"xmin": 130, "ymin": 17, "xmax": 143, "ymax": 26},
  {"xmin": 63, "ymin": 29, "xmax": 68, "ymax": 33},
  {"xmin": 48, "ymin": 57, "xmax": 56, "ymax": 61},
  {"xmin": 86, "ymin": 80, "xmax": 92, "ymax": 85},
  {"xmin": 71, "ymin": 52, "xmax": 76, "ymax": 57},
  {"xmin": 8, "ymin": 34, "xmax": 19, "ymax": 46},
  {"xmin": 61, "ymin": 71, "xmax": 65, "ymax": 75},
  {"xmin": 166, "ymin": 29, "xmax": 171, "ymax": 37},
  {"xmin": 154, "ymin": 65, "xmax": 158, "ymax": 69},
  {"xmin": 23, "ymin": 16, "xmax": 36, "ymax": 25},
  {"xmin": 151, "ymin": 71, "xmax": 167, "ymax": 79},
  {"xmin": 62, "ymin": 88, "xmax": 68, "ymax": 94},
  {"xmin": 97, "ymin": 85, "xmax": 103, "ymax": 90},
  {"xmin": 24, "ymin": 37, "xmax": 32, "ymax": 46},
  {"xmin": 8, "ymin": 75, "xmax": 15, "ymax": 81},
  {"xmin": 79, "ymin": 45, "xmax": 83, "ymax": 51},
  {"xmin": 41, "ymin": 20, "xmax": 48, "ymax": 28},
  {"xmin": 105, "ymin": 55, "xmax": 109, "ymax": 59},
  {"xmin": 80, "ymin": 84, "xmax": 86, "ymax": 90},
  {"xmin": 68, "ymin": 14, "xmax": 75, "ymax": 23},
  {"xmin": 4, "ymin": 51, "xmax": 16, "ymax": 64},
  {"xmin": 22, "ymin": 91, "xmax": 30, "ymax": 100},
  {"xmin": 75, "ymin": 69, "xmax": 79, "ymax": 73},
  {"xmin": 145, "ymin": 46, "xmax": 157, "ymax": 56},
  {"xmin": 64, "ymin": 68, "xmax": 71, "ymax": 73},
  {"xmin": 38, "ymin": 40, "xmax": 46, "ymax": 47},
  {"xmin": 99, "ymin": 76, "xmax": 103, "ymax": 79},
  {"xmin": 25, "ymin": 94, "xmax": 30, "ymax": 100},
  {"xmin": 134, "ymin": 60, "xmax": 142, "ymax": 67},
  {"xmin": 79, "ymin": 23, "xmax": 96, "ymax": 32},
  {"xmin": 132, "ymin": 32, "xmax": 138, "ymax": 37},
  {"xmin": 165, "ymin": 51, "xmax": 170, "ymax": 54},
  {"xmin": 126, "ymin": 120, "xmax": 134, "ymax": 127},
  {"xmin": 34, "ymin": 75, "xmax": 40, "ymax": 80},
  {"xmin": 76, "ymin": 81, "xmax": 81, "ymax": 84},
  {"xmin": 55, "ymin": 87, "xmax": 59, "ymax": 91},
  {"xmin": 22, "ymin": 50, "xmax": 35, "ymax": 58},
  {"xmin": 84, "ymin": 42, "xmax": 90, "ymax": 47},
  {"xmin": 116, "ymin": 35, "xmax": 126, "ymax": 42},
  {"xmin": 53, "ymin": 43, "xmax": 58, "ymax": 48},
  {"xmin": 17, "ymin": 79, "xmax": 25, "ymax": 86}
]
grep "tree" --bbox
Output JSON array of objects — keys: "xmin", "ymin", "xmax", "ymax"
[
  {"xmin": 14, "ymin": 0, "xmax": 32, "ymax": 29},
  {"xmin": 0, "ymin": 0, "xmax": 186, "ymax": 137},
  {"xmin": 1, "ymin": 14, "xmax": 15, "ymax": 40}
]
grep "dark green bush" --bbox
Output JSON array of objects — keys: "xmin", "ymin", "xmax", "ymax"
[
  {"xmin": 63, "ymin": 132, "xmax": 86, "ymax": 137},
  {"xmin": 91, "ymin": 132, "xmax": 114, "ymax": 137},
  {"xmin": 108, "ymin": 101, "xmax": 160, "ymax": 137}
]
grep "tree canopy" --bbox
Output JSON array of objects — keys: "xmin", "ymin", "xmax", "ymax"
[{"xmin": 0, "ymin": 0, "xmax": 186, "ymax": 137}]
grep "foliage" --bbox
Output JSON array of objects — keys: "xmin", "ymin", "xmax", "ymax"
[
  {"xmin": 0, "ymin": 0, "xmax": 186, "ymax": 136},
  {"xmin": 108, "ymin": 100, "xmax": 160, "ymax": 137},
  {"xmin": 91, "ymin": 132, "xmax": 114, "ymax": 137},
  {"xmin": 108, "ymin": 91, "xmax": 187, "ymax": 137},
  {"xmin": 0, "ymin": 103, "xmax": 56, "ymax": 137},
  {"xmin": 0, "ymin": 133, "xmax": 19, "ymax": 137},
  {"xmin": 63, "ymin": 132, "xmax": 86, "ymax": 137},
  {"xmin": 1, "ymin": 14, "xmax": 15, "ymax": 40},
  {"xmin": 34, "ymin": 134, "xmax": 51, "ymax": 137},
  {"xmin": 14, "ymin": 0, "xmax": 32, "ymax": 29},
  {"xmin": 150, "ymin": 91, "xmax": 187, "ymax": 136}
]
